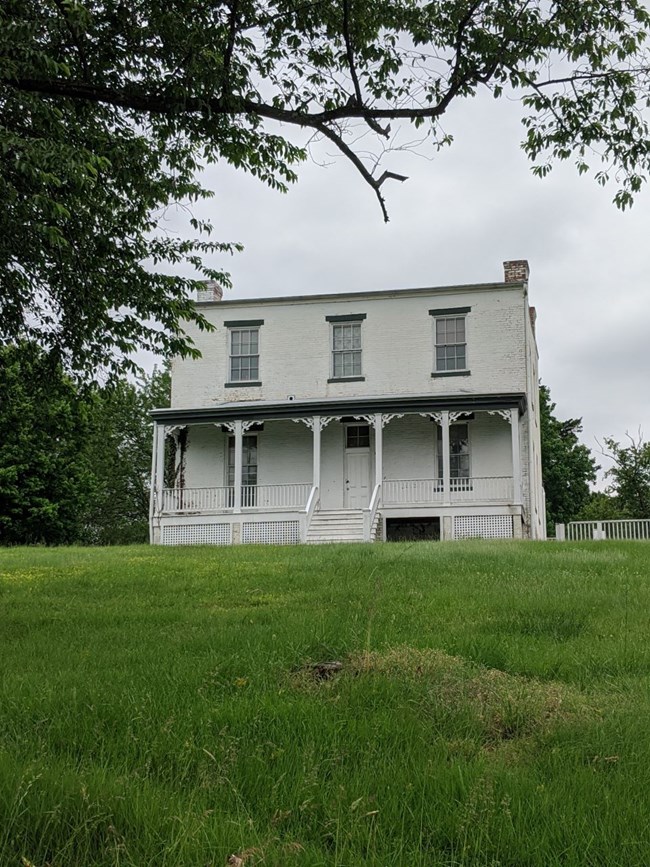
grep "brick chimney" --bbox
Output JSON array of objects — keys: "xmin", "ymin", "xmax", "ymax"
[
  {"xmin": 503, "ymin": 260, "xmax": 530, "ymax": 284},
  {"xmin": 196, "ymin": 280, "xmax": 223, "ymax": 303}
]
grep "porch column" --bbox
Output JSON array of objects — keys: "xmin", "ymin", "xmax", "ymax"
[
  {"xmin": 149, "ymin": 423, "xmax": 160, "ymax": 542},
  {"xmin": 233, "ymin": 420, "xmax": 243, "ymax": 513},
  {"xmin": 374, "ymin": 413, "xmax": 383, "ymax": 487},
  {"xmin": 510, "ymin": 407, "xmax": 522, "ymax": 505},
  {"xmin": 155, "ymin": 422, "xmax": 166, "ymax": 512},
  {"xmin": 441, "ymin": 410, "xmax": 451, "ymax": 504},
  {"xmin": 312, "ymin": 416, "xmax": 321, "ymax": 490}
]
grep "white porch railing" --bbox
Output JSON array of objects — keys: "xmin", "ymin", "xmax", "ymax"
[
  {"xmin": 161, "ymin": 484, "xmax": 311, "ymax": 513},
  {"xmin": 162, "ymin": 486, "xmax": 233, "ymax": 513},
  {"xmin": 383, "ymin": 476, "xmax": 514, "ymax": 505},
  {"xmin": 383, "ymin": 479, "xmax": 444, "ymax": 504},
  {"xmin": 450, "ymin": 476, "xmax": 514, "ymax": 502},
  {"xmin": 566, "ymin": 519, "xmax": 650, "ymax": 541},
  {"xmin": 242, "ymin": 483, "xmax": 311, "ymax": 509}
]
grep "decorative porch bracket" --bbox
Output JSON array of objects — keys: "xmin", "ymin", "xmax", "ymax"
[
  {"xmin": 419, "ymin": 411, "xmax": 451, "ymax": 502},
  {"xmin": 292, "ymin": 416, "xmax": 340, "ymax": 493},
  {"xmin": 354, "ymin": 412, "xmax": 404, "ymax": 487},
  {"xmin": 220, "ymin": 420, "xmax": 258, "ymax": 513}
]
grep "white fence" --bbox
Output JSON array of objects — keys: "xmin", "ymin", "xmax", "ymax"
[
  {"xmin": 559, "ymin": 520, "xmax": 650, "ymax": 541},
  {"xmin": 382, "ymin": 477, "xmax": 513, "ymax": 505},
  {"xmin": 241, "ymin": 484, "xmax": 311, "ymax": 509},
  {"xmin": 162, "ymin": 486, "xmax": 232, "ymax": 513},
  {"xmin": 162, "ymin": 484, "xmax": 311, "ymax": 513}
]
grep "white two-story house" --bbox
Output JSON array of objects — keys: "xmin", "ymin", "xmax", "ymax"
[{"xmin": 150, "ymin": 260, "xmax": 545, "ymax": 545}]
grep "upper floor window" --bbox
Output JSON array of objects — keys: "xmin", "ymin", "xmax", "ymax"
[
  {"xmin": 225, "ymin": 319, "xmax": 263, "ymax": 385},
  {"xmin": 430, "ymin": 307, "xmax": 470, "ymax": 375},
  {"xmin": 326, "ymin": 314, "xmax": 366, "ymax": 381}
]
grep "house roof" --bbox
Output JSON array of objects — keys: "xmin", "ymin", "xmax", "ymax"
[
  {"xmin": 151, "ymin": 392, "xmax": 527, "ymax": 425},
  {"xmin": 194, "ymin": 279, "xmax": 527, "ymax": 309}
]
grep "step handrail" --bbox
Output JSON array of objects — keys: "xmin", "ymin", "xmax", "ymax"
[
  {"xmin": 303, "ymin": 485, "xmax": 320, "ymax": 540},
  {"xmin": 363, "ymin": 483, "xmax": 382, "ymax": 542}
]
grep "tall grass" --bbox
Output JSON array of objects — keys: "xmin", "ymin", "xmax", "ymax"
[{"xmin": 1, "ymin": 541, "xmax": 650, "ymax": 865}]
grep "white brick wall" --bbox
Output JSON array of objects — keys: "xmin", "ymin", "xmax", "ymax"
[{"xmin": 172, "ymin": 286, "xmax": 527, "ymax": 408}]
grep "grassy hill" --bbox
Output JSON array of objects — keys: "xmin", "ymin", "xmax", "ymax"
[{"xmin": 1, "ymin": 540, "xmax": 650, "ymax": 866}]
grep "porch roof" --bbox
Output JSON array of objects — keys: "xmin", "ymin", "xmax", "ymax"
[{"xmin": 151, "ymin": 392, "xmax": 527, "ymax": 426}]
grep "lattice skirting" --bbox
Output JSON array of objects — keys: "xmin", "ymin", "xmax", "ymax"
[
  {"xmin": 242, "ymin": 521, "xmax": 301, "ymax": 545},
  {"xmin": 454, "ymin": 515, "xmax": 513, "ymax": 540},
  {"xmin": 161, "ymin": 523, "xmax": 232, "ymax": 546}
]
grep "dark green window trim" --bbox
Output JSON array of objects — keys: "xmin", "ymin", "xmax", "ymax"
[
  {"xmin": 328, "ymin": 376, "xmax": 366, "ymax": 383},
  {"xmin": 428, "ymin": 307, "xmax": 471, "ymax": 316},
  {"xmin": 431, "ymin": 370, "xmax": 471, "ymax": 378},
  {"xmin": 224, "ymin": 319, "xmax": 264, "ymax": 327},
  {"xmin": 325, "ymin": 313, "xmax": 367, "ymax": 322},
  {"xmin": 225, "ymin": 381, "xmax": 262, "ymax": 388}
]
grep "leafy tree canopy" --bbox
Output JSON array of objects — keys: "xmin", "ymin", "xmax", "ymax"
[
  {"xmin": 0, "ymin": 341, "xmax": 95, "ymax": 544},
  {"xmin": 3, "ymin": 1, "xmax": 650, "ymax": 373},
  {"xmin": 600, "ymin": 433, "xmax": 650, "ymax": 518},
  {"xmin": 539, "ymin": 384, "xmax": 598, "ymax": 532},
  {"xmin": 82, "ymin": 366, "xmax": 171, "ymax": 544},
  {"xmin": 0, "ymin": 341, "xmax": 170, "ymax": 545}
]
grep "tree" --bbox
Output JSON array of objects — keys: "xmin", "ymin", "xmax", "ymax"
[
  {"xmin": 3, "ymin": 2, "xmax": 650, "ymax": 373},
  {"xmin": 81, "ymin": 367, "xmax": 171, "ymax": 544},
  {"xmin": 0, "ymin": 343, "xmax": 170, "ymax": 546},
  {"xmin": 576, "ymin": 490, "xmax": 623, "ymax": 522},
  {"xmin": 600, "ymin": 433, "xmax": 650, "ymax": 518},
  {"xmin": 0, "ymin": 342, "xmax": 96, "ymax": 544},
  {"xmin": 539, "ymin": 384, "xmax": 597, "ymax": 532}
]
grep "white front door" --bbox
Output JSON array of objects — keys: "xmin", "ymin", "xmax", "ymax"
[{"xmin": 344, "ymin": 425, "xmax": 371, "ymax": 508}]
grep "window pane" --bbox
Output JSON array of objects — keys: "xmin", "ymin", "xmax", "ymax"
[
  {"xmin": 346, "ymin": 425, "xmax": 370, "ymax": 448},
  {"xmin": 231, "ymin": 331, "xmax": 241, "ymax": 353},
  {"xmin": 230, "ymin": 357, "xmax": 241, "ymax": 379}
]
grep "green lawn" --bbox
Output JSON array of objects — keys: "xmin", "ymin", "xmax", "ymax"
[{"xmin": 1, "ymin": 540, "xmax": 650, "ymax": 866}]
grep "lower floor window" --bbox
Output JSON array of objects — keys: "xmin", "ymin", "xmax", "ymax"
[
  {"xmin": 227, "ymin": 435, "xmax": 258, "ymax": 505},
  {"xmin": 437, "ymin": 423, "xmax": 470, "ymax": 479}
]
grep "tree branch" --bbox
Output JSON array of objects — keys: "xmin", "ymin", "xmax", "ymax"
[
  {"xmin": 6, "ymin": 75, "xmax": 468, "ymax": 124},
  {"xmin": 313, "ymin": 122, "xmax": 406, "ymax": 222},
  {"xmin": 221, "ymin": 0, "xmax": 240, "ymax": 101},
  {"xmin": 50, "ymin": 0, "xmax": 90, "ymax": 79}
]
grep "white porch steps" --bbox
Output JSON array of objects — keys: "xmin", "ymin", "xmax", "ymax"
[{"xmin": 306, "ymin": 509, "xmax": 366, "ymax": 544}]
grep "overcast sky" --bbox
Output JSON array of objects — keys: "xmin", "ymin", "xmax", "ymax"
[{"xmin": 162, "ymin": 89, "xmax": 650, "ymax": 485}]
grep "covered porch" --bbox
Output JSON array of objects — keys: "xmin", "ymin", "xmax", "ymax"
[{"xmin": 150, "ymin": 393, "xmax": 527, "ymax": 545}]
